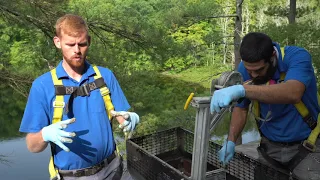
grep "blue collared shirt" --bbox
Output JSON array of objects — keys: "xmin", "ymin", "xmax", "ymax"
[
  {"xmin": 237, "ymin": 43, "xmax": 320, "ymax": 142},
  {"xmin": 20, "ymin": 61, "xmax": 130, "ymax": 170}
]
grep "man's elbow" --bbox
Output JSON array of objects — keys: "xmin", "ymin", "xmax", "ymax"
[
  {"xmin": 27, "ymin": 144, "xmax": 45, "ymax": 153},
  {"xmin": 291, "ymin": 96, "xmax": 302, "ymax": 104},
  {"xmin": 286, "ymin": 80, "xmax": 305, "ymax": 104},
  {"xmin": 26, "ymin": 133, "xmax": 47, "ymax": 153},
  {"xmin": 290, "ymin": 89, "xmax": 304, "ymax": 104}
]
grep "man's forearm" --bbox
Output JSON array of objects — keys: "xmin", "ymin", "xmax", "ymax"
[
  {"xmin": 228, "ymin": 107, "xmax": 248, "ymax": 142},
  {"xmin": 243, "ymin": 80, "xmax": 305, "ymax": 104},
  {"xmin": 26, "ymin": 130, "xmax": 48, "ymax": 153}
]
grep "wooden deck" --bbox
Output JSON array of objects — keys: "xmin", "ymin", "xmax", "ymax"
[{"xmin": 235, "ymin": 140, "xmax": 260, "ymax": 159}]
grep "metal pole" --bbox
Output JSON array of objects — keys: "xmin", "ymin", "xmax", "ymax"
[{"xmin": 190, "ymin": 97, "xmax": 211, "ymax": 180}]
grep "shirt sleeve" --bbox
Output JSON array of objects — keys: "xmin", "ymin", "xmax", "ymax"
[
  {"xmin": 19, "ymin": 81, "xmax": 50, "ymax": 133},
  {"xmin": 283, "ymin": 47, "xmax": 313, "ymax": 87}
]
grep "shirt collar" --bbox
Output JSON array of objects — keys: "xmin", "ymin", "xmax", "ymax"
[
  {"xmin": 55, "ymin": 60, "xmax": 96, "ymax": 79},
  {"xmin": 272, "ymin": 42, "xmax": 286, "ymax": 80}
]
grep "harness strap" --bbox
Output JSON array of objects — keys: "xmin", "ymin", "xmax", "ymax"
[
  {"xmin": 92, "ymin": 65, "xmax": 114, "ymax": 120},
  {"xmin": 49, "ymin": 68, "xmax": 63, "ymax": 180},
  {"xmin": 287, "ymin": 144, "xmax": 310, "ymax": 171}
]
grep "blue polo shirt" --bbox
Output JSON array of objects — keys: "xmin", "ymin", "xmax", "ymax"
[
  {"xmin": 237, "ymin": 43, "xmax": 320, "ymax": 142},
  {"xmin": 19, "ymin": 61, "xmax": 130, "ymax": 170}
]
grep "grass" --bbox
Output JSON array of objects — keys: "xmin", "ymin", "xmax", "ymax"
[{"xmin": 161, "ymin": 65, "xmax": 231, "ymax": 89}]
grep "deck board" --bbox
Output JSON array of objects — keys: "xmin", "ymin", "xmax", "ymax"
[{"xmin": 235, "ymin": 140, "xmax": 260, "ymax": 159}]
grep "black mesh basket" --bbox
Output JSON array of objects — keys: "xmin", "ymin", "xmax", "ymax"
[{"xmin": 126, "ymin": 127, "xmax": 295, "ymax": 180}]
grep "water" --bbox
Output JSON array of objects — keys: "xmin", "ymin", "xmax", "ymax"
[
  {"xmin": 211, "ymin": 129, "xmax": 261, "ymax": 144},
  {"xmin": 0, "ymin": 137, "xmax": 50, "ymax": 180}
]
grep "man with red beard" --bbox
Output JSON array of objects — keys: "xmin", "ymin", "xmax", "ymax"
[
  {"xmin": 211, "ymin": 32, "xmax": 320, "ymax": 179},
  {"xmin": 19, "ymin": 14, "xmax": 139, "ymax": 180}
]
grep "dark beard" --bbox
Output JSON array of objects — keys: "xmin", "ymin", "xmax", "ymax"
[{"xmin": 252, "ymin": 61, "xmax": 277, "ymax": 85}]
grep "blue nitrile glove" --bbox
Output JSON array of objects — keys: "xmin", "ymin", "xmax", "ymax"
[
  {"xmin": 111, "ymin": 111, "xmax": 140, "ymax": 138},
  {"xmin": 42, "ymin": 118, "xmax": 76, "ymax": 152},
  {"xmin": 218, "ymin": 141, "xmax": 235, "ymax": 166},
  {"xmin": 119, "ymin": 112, "xmax": 140, "ymax": 133},
  {"xmin": 210, "ymin": 85, "xmax": 245, "ymax": 113}
]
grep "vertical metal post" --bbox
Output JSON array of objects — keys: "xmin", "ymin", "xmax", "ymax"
[{"xmin": 190, "ymin": 97, "xmax": 211, "ymax": 180}]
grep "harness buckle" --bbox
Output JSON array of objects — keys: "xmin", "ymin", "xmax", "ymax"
[
  {"xmin": 303, "ymin": 115, "xmax": 317, "ymax": 130},
  {"xmin": 302, "ymin": 140, "xmax": 316, "ymax": 152},
  {"xmin": 100, "ymin": 87, "xmax": 110, "ymax": 96},
  {"xmin": 53, "ymin": 101, "xmax": 65, "ymax": 108},
  {"xmin": 79, "ymin": 84, "xmax": 90, "ymax": 96}
]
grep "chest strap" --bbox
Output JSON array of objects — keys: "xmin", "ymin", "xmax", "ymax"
[{"xmin": 54, "ymin": 78, "xmax": 105, "ymax": 97}]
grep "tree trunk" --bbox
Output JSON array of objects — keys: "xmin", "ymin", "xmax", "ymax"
[
  {"xmin": 288, "ymin": 0, "xmax": 296, "ymax": 45},
  {"xmin": 234, "ymin": 0, "xmax": 243, "ymax": 70}
]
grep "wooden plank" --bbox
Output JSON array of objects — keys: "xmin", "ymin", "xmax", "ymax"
[{"xmin": 235, "ymin": 140, "xmax": 260, "ymax": 159}]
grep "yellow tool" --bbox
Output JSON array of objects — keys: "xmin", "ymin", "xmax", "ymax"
[{"xmin": 184, "ymin": 92, "xmax": 195, "ymax": 110}]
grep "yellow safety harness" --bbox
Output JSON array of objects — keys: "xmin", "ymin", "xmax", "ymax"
[
  {"xmin": 251, "ymin": 47, "xmax": 320, "ymax": 152},
  {"xmin": 48, "ymin": 65, "xmax": 115, "ymax": 180}
]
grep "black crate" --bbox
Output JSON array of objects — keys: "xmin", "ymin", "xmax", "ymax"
[{"xmin": 126, "ymin": 127, "xmax": 295, "ymax": 180}]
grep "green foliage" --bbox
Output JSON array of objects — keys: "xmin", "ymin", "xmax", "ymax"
[
  {"xmin": 163, "ymin": 64, "xmax": 231, "ymax": 89},
  {"xmin": 164, "ymin": 55, "xmax": 194, "ymax": 72},
  {"xmin": 109, "ymin": 69, "xmax": 210, "ymax": 138},
  {"xmin": 0, "ymin": 85, "xmax": 26, "ymax": 140},
  {"xmin": 2, "ymin": 0, "xmax": 320, "ymax": 144},
  {"xmin": 165, "ymin": 21, "xmax": 223, "ymax": 71},
  {"xmin": 265, "ymin": 5, "xmax": 317, "ymax": 18},
  {"xmin": 0, "ymin": 18, "xmax": 55, "ymax": 78}
]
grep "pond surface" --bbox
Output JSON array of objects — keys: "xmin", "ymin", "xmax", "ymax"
[{"xmin": 0, "ymin": 137, "xmax": 50, "ymax": 180}]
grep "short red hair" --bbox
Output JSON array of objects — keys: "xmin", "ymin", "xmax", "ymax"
[{"xmin": 55, "ymin": 14, "xmax": 88, "ymax": 37}]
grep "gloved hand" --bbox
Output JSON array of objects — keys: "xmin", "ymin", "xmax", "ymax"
[
  {"xmin": 218, "ymin": 140, "xmax": 235, "ymax": 166},
  {"xmin": 120, "ymin": 112, "xmax": 140, "ymax": 133},
  {"xmin": 42, "ymin": 118, "xmax": 76, "ymax": 152},
  {"xmin": 210, "ymin": 85, "xmax": 245, "ymax": 113},
  {"xmin": 111, "ymin": 111, "xmax": 140, "ymax": 137}
]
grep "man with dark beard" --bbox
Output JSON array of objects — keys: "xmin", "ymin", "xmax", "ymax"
[{"xmin": 210, "ymin": 32, "xmax": 320, "ymax": 179}]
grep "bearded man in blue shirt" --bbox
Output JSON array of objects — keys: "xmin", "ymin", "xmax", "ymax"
[
  {"xmin": 19, "ymin": 14, "xmax": 139, "ymax": 180},
  {"xmin": 211, "ymin": 32, "xmax": 320, "ymax": 180}
]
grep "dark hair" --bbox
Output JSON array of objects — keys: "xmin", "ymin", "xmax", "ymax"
[{"xmin": 240, "ymin": 32, "xmax": 274, "ymax": 63}]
